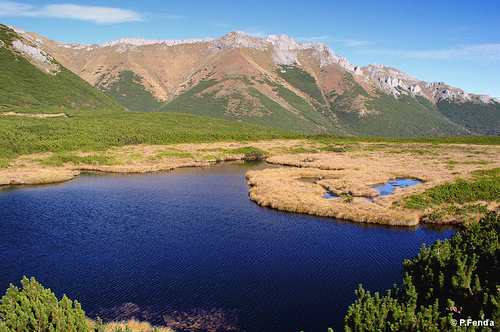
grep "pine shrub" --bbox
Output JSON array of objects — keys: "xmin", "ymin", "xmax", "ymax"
[
  {"xmin": 344, "ymin": 211, "xmax": 500, "ymax": 331},
  {"xmin": 0, "ymin": 276, "xmax": 88, "ymax": 331}
]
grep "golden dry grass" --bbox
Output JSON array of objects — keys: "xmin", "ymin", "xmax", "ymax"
[
  {"xmin": 0, "ymin": 140, "xmax": 304, "ymax": 185},
  {"xmin": 2, "ymin": 111, "xmax": 67, "ymax": 118},
  {"xmin": 246, "ymin": 142, "xmax": 500, "ymax": 226},
  {"xmin": 246, "ymin": 167, "xmax": 420, "ymax": 226},
  {"xmin": 0, "ymin": 166, "xmax": 79, "ymax": 186},
  {"xmin": 86, "ymin": 318, "xmax": 174, "ymax": 332},
  {"xmin": 2, "ymin": 140, "xmax": 499, "ymax": 226}
]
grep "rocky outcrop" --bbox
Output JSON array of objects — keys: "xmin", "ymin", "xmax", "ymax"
[
  {"xmin": 210, "ymin": 31, "xmax": 267, "ymax": 51},
  {"xmin": 266, "ymin": 34, "xmax": 358, "ymax": 72},
  {"xmin": 11, "ymin": 39, "xmax": 60, "ymax": 75}
]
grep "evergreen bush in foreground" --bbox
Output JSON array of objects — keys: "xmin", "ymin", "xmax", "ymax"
[
  {"xmin": 344, "ymin": 211, "xmax": 500, "ymax": 331},
  {"xmin": 0, "ymin": 276, "xmax": 87, "ymax": 331}
]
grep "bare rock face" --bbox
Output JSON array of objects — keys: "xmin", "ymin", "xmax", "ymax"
[
  {"xmin": 266, "ymin": 34, "xmax": 301, "ymax": 50},
  {"xmin": 210, "ymin": 31, "xmax": 267, "ymax": 51},
  {"xmin": 265, "ymin": 33, "xmax": 358, "ymax": 72},
  {"xmin": 363, "ymin": 63, "xmax": 499, "ymax": 104},
  {"xmin": 363, "ymin": 63, "xmax": 421, "ymax": 97},
  {"xmin": 12, "ymin": 39, "xmax": 60, "ymax": 75}
]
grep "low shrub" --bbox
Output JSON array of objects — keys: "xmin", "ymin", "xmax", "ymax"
[
  {"xmin": 0, "ymin": 276, "xmax": 88, "ymax": 331},
  {"xmin": 344, "ymin": 211, "xmax": 500, "ymax": 331}
]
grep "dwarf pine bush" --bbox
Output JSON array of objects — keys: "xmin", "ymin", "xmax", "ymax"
[
  {"xmin": 344, "ymin": 211, "xmax": 500, "ymax": 331},
  {"xmin": 0, "ymin": 276, "xmax": 88, "ymax": 331}
]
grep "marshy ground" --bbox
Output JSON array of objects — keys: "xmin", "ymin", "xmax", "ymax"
[{"xmin": 1, "ymin": 139, "xmax": 499, "ymax": 226}]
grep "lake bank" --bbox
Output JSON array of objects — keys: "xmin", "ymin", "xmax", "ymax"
[
  {"xmin": 0, "ymin": 140, "xmax": 297, "ymax": 186},
  {"xmin": 2, "ymin": 139, "xmax": 499, "ymax": 225}
]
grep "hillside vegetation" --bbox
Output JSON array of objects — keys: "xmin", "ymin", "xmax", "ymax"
[
  {"xmin": 437, "ymin": 100, "xmax": 500, "ymax": 136},
  {"xmin": 160, "ymin": 68, "xmax": 475, "ymax": 137},
  {"xmin": 0, "ymin": 24, "xmax": 123, "ymax": 112},
  {"xmin": 96, "ymin": 70, "xmax": 164, "ymax": 112},
  {"xmin": 0, "ymin": 109, "xmax": 302, "ymax": 161}
]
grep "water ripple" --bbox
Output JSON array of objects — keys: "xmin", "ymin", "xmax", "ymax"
[{"xmin": 0, "ymin": 164, "xmax": 454, "ymax": 332}]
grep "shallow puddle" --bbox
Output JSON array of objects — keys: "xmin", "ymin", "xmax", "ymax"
[
  {"xmin": 324, "ymin": 178, "xmax": 421, "ymax": 200},
  {"xmin": 375, "ymin": 178, "xmax": 422, "ymax": 196}
]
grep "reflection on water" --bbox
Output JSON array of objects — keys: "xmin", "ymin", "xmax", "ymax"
[
  {"xmin": 374, "ymin": 178, "xmax": 422, "ymax": 196},
  {"xmin": 325, "ymin": 178, "xmax": 422, "ymax": 200},
  {"xmin": 0, "ymin": 162, "xmax": 453, "ymax": 332}
]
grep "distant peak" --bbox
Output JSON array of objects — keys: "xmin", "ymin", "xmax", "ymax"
[
  {"xmin": 102, "ymin": 37, "xmax": 213, "ymax": 48},
  {"xmin": 210, "ymin": 31, "xmax": 268, "ymax": 51},
  {"xmin": 233, "ymin": 30, "xmax": 247, "ymax": 36}
]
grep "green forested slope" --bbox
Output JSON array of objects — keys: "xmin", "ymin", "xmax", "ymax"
[{"xmin": 437, "ymin": 100, "xmax": 500, "ymax": 136}]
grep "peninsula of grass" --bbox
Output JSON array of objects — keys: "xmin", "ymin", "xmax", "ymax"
[{"xmin": 246, "ymin": 141, "xmax": 500, "ymax": 226}]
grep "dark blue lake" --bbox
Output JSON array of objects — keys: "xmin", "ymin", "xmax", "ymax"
[{"xmin": 0, "ymin": 162, "xmax": 454, "ymax": 332}]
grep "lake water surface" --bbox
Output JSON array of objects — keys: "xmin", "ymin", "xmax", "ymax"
[{"xmin": 0, "ymin": 162, "xmax": 455, "ymax": 332}]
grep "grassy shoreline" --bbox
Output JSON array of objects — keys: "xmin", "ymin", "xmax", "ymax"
[
  {"xmin": 246, "ymin": 141, "xmax": 500, "ymax": 226},
  {"xmin": 2, "ymin": 138, "xmax": 499, "ymax": 226}
]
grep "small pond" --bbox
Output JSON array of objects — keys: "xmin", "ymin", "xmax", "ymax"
[
  {"xmin": 0, "ymin": 163, "xmax": 452, "ymax": 332},
  {"xmin": 324, "ymin": 178, "xmax": 422, "ymax": 200},
  {"xmin": 375, "ymin": 178, "xmax": 422, "ymax": 196}
]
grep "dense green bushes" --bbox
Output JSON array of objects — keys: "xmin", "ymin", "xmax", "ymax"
[
  {"xmin": 437, "ymin": 100, "xmax": 500, "ymax": 136},
  {"xmin": 0, "ymin": 109, "xmax": 302, "ymax": 161},
  {"xmin": 0, "ymin": 278, "xmax": 167, "ymax": 331},
  {"xmin": 344, "ymin": 211, "xmax": 500, "ymax": 331},
  {"xmin": 0, "ymin": 277, "xmax": 88, "ymax": 331},
  {"xmin": 402, "ymin": 177, "xmax": 500, "ymax": 210},
  {"xmin": 96, "ymin": 71, "xmax": 164, "ymax": 112},
  {"xmin": 276, "ymin": 65, "xmax": 327, "ymax": 105}
]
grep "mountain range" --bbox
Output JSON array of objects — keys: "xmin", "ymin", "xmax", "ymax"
[{"xmin": 2, "ymin": 24, "xmax": 499, "ymax": 137}]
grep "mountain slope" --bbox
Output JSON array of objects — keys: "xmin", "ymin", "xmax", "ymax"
[
  {"xmin": 10, "ymin": 27, "xmax": 500, "ymax": 137},
  {"xmin": 0, "ymin": 24, "xmax": 123, "ymax": 111}
]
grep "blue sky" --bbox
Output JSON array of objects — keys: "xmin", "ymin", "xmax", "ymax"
[{"xmin": 1, "ymin": 0, "xmax": 499, "ymax": 98}]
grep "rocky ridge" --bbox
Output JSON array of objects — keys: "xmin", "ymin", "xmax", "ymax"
[
  {"xmin": 363, "ymin": 63, "xmax": 499, "ymax": 104},
  {"xmin": 12, "ymin": 26, "xmax": 498, "ymax": 105}
]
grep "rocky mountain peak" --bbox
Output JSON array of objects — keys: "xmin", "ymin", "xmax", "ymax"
[
  {"xmin": 210, "ymin": 31, "xmax": 268, "ymax": 51},
  {"xmin": 266, "ymin": 34, "xmax": 301, "ymax": 51}
]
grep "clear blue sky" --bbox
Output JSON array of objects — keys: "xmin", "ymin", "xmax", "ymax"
[{"xmin": 1, "ymin": 0, "xmax": 499, "ymax": 98}]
